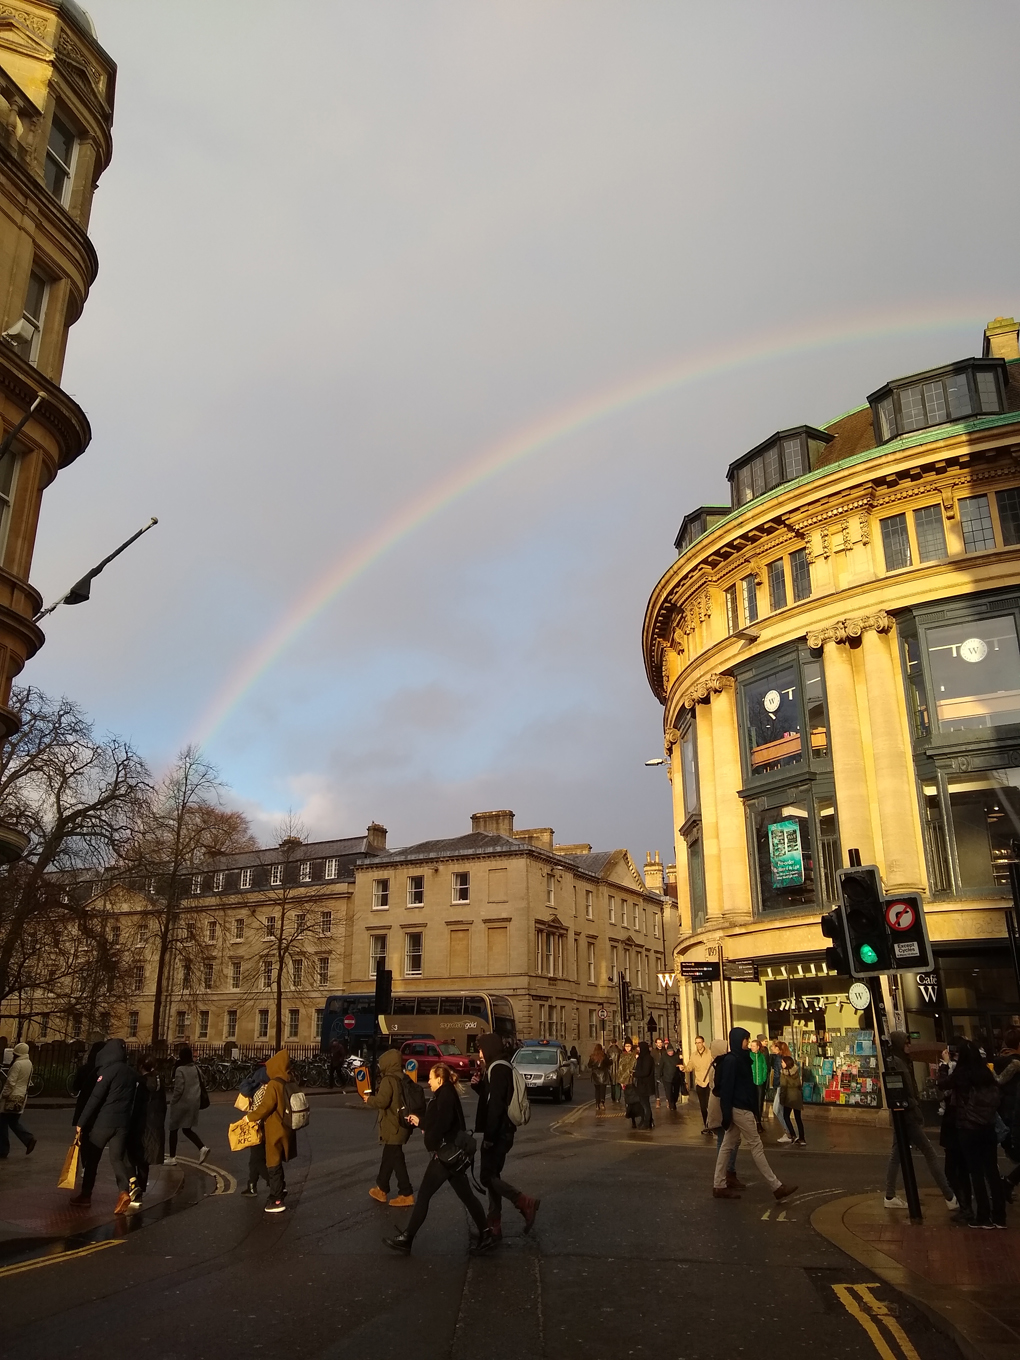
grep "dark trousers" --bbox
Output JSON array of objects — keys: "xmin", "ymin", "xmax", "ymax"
[
  {"xmin": 406, "ymin": 1155, "xmax": 486, "ymax": 1240},
  {"xmin": 169, "ymin": 1127, "xmax": 203, "ymax": 1157},
  {"xmin": 636, "ymin": 1093, "xmax": 653, "ymax": 1129},
  {"xmin": 267, "ymin": 1161, "xmax": 286, "ymax": 1198},
  {"xmin": 943, "ymin": 1139, "xmax": 972, "ymax": 1211},
  {"xmin": 133, "ymin": 1160, "xmax": 149, "ymax": 1194},
  {"xmin": 248, "ymin": 1142, "xmax": 268, "ymax": 1188},
  {"xmin": 755, "ymin": 1084, "xmax": 768, "ymax": 1118},
  {"xmin": 670, "ymin": 1070, "xmax": 684, "ymax": 1107},
  {"xmin": 782, "ymin": 1106, "xmax": 805, "ymax": 1141},
  {"xmin": 82, "ymin": 1126, "xmax": 134, "ymax": 1194},
  {"xmin": 959, "ymin": 1126, "xmax": 1006, "ymax": 1226},
  {"xmin": 592, "ymin": 1080, "xmax": 608, "ymax": 1109},
  {"xmin": 479, "ymin": 1138, "xmax": 521, "ymax": 1219},
  {"xmin": 377, "ymin": 1142, "xmax": 413, "ymax": 1196},
  {"xmin": 696, "ymin": 1084, "xmax": 710, "ymax": 1125},
  {"xmin": 0, "ymin": 1111, "xmax": 33, "ymax": 1156}
]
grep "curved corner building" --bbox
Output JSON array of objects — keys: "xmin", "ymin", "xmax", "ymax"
[
  {"xmin": 643, "ymin": 315, "xmax": 1020, "ymax": 1111},
  {"xmin": 0, "ymin": 3, "xmax": 115, "ymax": 858}
]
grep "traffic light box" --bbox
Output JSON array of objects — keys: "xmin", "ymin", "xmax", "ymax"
[
  {"xmin": 837, "ymin": 865, "xmax": 892, "ymax": 976},
  {"xmin": 820, "ymin": 906, "xmax": 850, "ymax": 975}
]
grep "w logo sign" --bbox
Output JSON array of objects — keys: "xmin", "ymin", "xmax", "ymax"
[{"xmin": 657, "ymin": 973, "xmax": 677, "ymax": 989}]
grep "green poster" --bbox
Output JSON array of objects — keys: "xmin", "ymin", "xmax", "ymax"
[{"xmin": 769, "ymin": 818, "xmax": 804, "ymax": 889}]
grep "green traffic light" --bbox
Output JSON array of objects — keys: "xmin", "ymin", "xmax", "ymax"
[{"xmin": 859, "ymin": 943, "xmax": 879, "ymax": 965}]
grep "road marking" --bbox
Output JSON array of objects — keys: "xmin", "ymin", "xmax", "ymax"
[
  {"xmin": 176, "ymin": 1156, "xmax": 236, "ymax": 1195},
  {"xmin": 832, "ymin": 1283, "xmax": 921, "ymax": 1360},
  {"xmin": 0, "ymin": 1238, "xmax": 124, "ymax": 1279},
  {"xmin": 761, "ymin": 1209, "xmax": 771, "ymax": 1219},
  {"xmin": 776, "ymin": 1210, "xmax": 788, "ymax": 1221}
]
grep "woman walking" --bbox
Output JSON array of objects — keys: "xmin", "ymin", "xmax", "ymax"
[
  {"xmin": 128, "ymin": 1055, "xmax": 167, "ymax": 1209},
  {"xmin": 778, "ymin": 1054, "xmax": 806, "ymax": 1145},
  {"xmin": 944, "ymin": 1040, "xmax": 1006, "ymax": 1228},
  {"xmin": 383, "ymin": 1063, "xmax": 493, "ymax": 1255},
  {"xmin": 634, "ymin": 1041, "xmax": 656, "ymax": 1129},
  {"xmin": 0, "ymin": 1042, "xmax": 36, "ymax": 1158},
  {"xmin": 587, "ymin": 1044, "xmax": 611, "ymax": 1114},
  {"xmin": 166, "ymin": 1046, "xmax": 209, "ymax": 1165},
  {"xmin": 618, "ymin": 1040, "xmax": 638, "ymax": 1126},
  {"xmin": 245, "ymin": 1050, "xmax": 298, "ymax": 1213}
]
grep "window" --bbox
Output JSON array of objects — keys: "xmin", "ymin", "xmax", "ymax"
[
  {"xmin": 921, "ymin": 613, "xmax": 1020, "ymax": 732},
  {"xmin": 288, "ymin": 1009, "xmax": 300, "ymax": 1039},
  {"xmin": 264, "ymin": 916, "xmax": 276, "ymax": 939},
  {"xmin": 539, "ymin": 1003, "xmax": 547, "ymax": 1040},
  {"xmin": 292, "ymin": 956, "xmax": 303, "ymax": 987},
  {"xmin": 585, "ymin": 889, "xmax": 593, "ymax": 920},
  {"xmin": 404, "ymin": 932, "xmax": 423, "ymax": 977},
  {"xmin": 175, "ymin": 1010, "xmax": 188, "ymax": 1038},
  {"xmin": 686, "ymin": 830, "xmax": 707, "ymax": 932},
  {"xmin": 452, "ymin": 871, "xmax": 470, "ymax": 903},
  {"xmin": 572, "ymin": 885, "xmax": 577, "ymax": 916},
  {"xmin": 620, "ymin": 900, "xmax": 628, "ymax": 928},
  {"xmin": 110, "ymin": 922, "xmax": 121, "ymax": 945},
  {"xmin": 589, "ymin": 1008, "xmax": 597, "ymax": 1039},
  {"xmin": 407, "ymin": 875, "xmax": 425, "ymax": 907},
  {"xmin": 546, "ymin": 874, "xmax": 555, "ymax": 905},
  {"xmin": 545, "ymin": 933, "xmax": 554, "ymax": 976},
  {"xmin": 44, "ymin": 111, "xmax": 76, "ymax": 203},
  {"xmin": 319, "ymin": 911, "xmax": 332, "ymax": 936},
  {"xmin": 608, "ymin": 894, "xmax": 616, "ymax": 924},
  {"xmin": 207, "ymin": 919, "xmax": 218, "ymax": 943},
  {"xmin": 191, "ymin": 874, "xmax": 203, "ymax": 895},
  {"xmin": 203, "ymin": 962, "xmax": 214, "ymax": 989},
  {"xmin": 880, "ymin": 513, "xmax": 912, "ymax": 571},
  {"xmin": 573, "ymin": 936, "xmax": 579, "ymax": 977},
  {"xmin": 231, "ymin": 961, "xmax": 242, "ymax": 989},
  {"xmin": 767, "ymin": 559, "xmax": 788, "ymax": 611},
  {"xmin": 725, "ymin": 584, "xmax": 739, "ymax": 634},
  {"xmin": 127, "ymin": 1011, "xmax": 138, "ymax": 1037},
  {"xmin": 587, "ymin": 940, "xmax": 596, "ymax": 983},
  {"xmin": 872, "ymin": 363, "xmax": 1003, "ymax": 440},
  {"xmin": 680, "ymin": 716, "xmax": 699, "ymax": 818},
  {"xmin": 11, "ymin": 270, "xmax": 48, "ymax": 363},
  {"xmin": 960, "ymin": 495, "xmax": 996, "ymax": 553},
  {"xmin": 233, "ymin": 917, "xmax": 244, "ymax": 941},
  {"xmin": 239, "ymin": 868, "xmax": 253, "ymax": 890},
  {"xmin": 314, "ymin": 1008, "xmax": 324, "ymax": 1037},
  {"xmin": 730, "ymin": 430, "xmax": 823, "ymax": 507},
  {"xmin": 213, "ymin": 871, "xmax": 225, "ymax": 892},
  {"xmin": 740, "ymin": 574, "xmax": 758, "ymax": 624},
  {"xmin": 263, "ymin": 960, "xmax": 273, "ymax": 988},
  {"xmin": 132, "ymin": 964, "xmax": 144, "ymax": 991},
  {"xmin": 789, "ymin": 548, "xmax": 811, "ymax": 601},
  {"xmin": 624, "ymin": 948, "xmax": 632, "ymax": 982},
  {"xmin": 199, "ymin": 1010, "xmax": 209, "ymax": 1039},
  {"xmin": 996, "ymin": 488, "xmax": 1020, "ymax": 547},
  {"xmin": 318, "ymin": 956, "xmax": 330, "ymax": 986},
  {"xmin": 742, "ymin": 652, "xmax": 828, "ymax": 777},
  {"xmin": 324, "ymin": 857, "xmax": 339, "ymax": 880},
  {"xmin": 653, "ymin": 912, "xmax": 660, "ymax": 939},
  {"xmin": 749, "ymin": 790, "xmax": 839, "ymax": 915},
  {"xmin": 270, "ymin": 864, "xmax": 283, "ymax": 886},
  {"xmin": 295, "ymin": 913, "xmax": 306, "ymax": 935},
  {"xmin": 611, "ymin": 944, "xmax": 619, "ymax": 980},
  {"xmin": 257, "ymin": 1009, "xmax": 269, "ymax": 1038},
  {"xmin": 297, "ymin": 861, "xmax": 311, "ymax": 883},
  {"xmin": 226, "ymin": 1009, "xmax": 237, "ymax": 1038},
  {"xmin": 914, "ymin": 503, "xmax": 948, "ymax": 562},
  {"xmin": 370, "ymin": 934, "xmax": 387, "ymax": 974},
  {"xmin": 373, "ymin": 878, "xmax": 390, "ymax": 909}
]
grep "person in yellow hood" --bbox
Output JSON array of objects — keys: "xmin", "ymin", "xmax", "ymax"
[{"xmin": 246, "ymin": 1050, "xmax": 296, "ymax": 1213}]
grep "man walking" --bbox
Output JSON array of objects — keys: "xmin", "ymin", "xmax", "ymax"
[
  {"xmin": 363, "ymin": 1047, "xmax": 415, "ymax": 1207},
  {"xmin": 607, "ymin": 1040, "xmax": 622, "ymax": 1104},
  {"xmin": 883, "ymin": 1031, "xmax": 958, "ymax": 1211},
  {"xmin": 712, "ymin": 1028, "xmax": 796, "ymax": 1203},
  {"xmin": 73, "ymin": 1038, "xmax": 139, "ymax": 1213},
  {"xmin": 474, "ymin": 1033, "xmax": 539, "ymax": 1239},
  {"xmin": 686, "ymin": 1036, "xmax": 715, "ymax": 1135}
]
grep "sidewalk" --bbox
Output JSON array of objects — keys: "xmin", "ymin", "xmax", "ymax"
[{"xmin": 813, "ymin": 1189, "xmax": 1020, "ymax": 1360}]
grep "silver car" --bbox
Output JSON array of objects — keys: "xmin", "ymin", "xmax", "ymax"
[{"xmin": 512, "ymin": 1042, "xmax": 574, "ymax": 1103}]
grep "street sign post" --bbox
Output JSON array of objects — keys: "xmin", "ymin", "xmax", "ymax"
[
  {"xmin": 679, "ymin": 962, "xmax": 721, "ymax": 982},
  {"xmin": 722, "ymin": 959, "xmax": 759, "ymax": 982}
]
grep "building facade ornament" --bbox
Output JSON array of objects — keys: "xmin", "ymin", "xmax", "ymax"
[
  {"xmin": 680, "ymin": 673, "xmax": 734, "ymax": 709},
  {"xmin": 805, "ymin": 609, "xmax": 894, "ymax": 649}
]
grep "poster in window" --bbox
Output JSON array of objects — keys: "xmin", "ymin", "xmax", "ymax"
[{"xmin": 769, "ymin": 818, "xmax": 804, "ymax": 888}]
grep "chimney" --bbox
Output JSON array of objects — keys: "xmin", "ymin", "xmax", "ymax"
[
  {"xmin": 983, "ymin": 316, "xmax": 1020, "ymax": 361},
  {"xmin": 366, "ymin": 822, "xmax": 387, "ymax": 853},
  {"xmin": 470, "ymin": 810, "xmax": 515, "ymax": 837},
  {"xmin": 644, "ymin": 850, "xmax": 665, "ymax": 893},
  {"xmin": 513, "ymin": 827, "xmax": 555, "ymax": 851}
]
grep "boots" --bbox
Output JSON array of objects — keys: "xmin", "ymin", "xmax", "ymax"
[
  {"xmin": 383, "ymin": 1231, "xmax": 412, "ymax": 1254},
  {"xmin": 515, "ymin": 1193, "xmax": 540, "ymax": 1234},
  {"xmin": 726, "ymin": 1172, "xmax": 746, "ymax": 1190},
  {"xmin": 486, "ymin": 1212, "xmax": 503, "ymax": 1241},
  {"xmin": 470, "ymin": 1228, "xmax": 498, "ymax": 1254},
  {"xmin": 773, "ymin": 1183, "xmax": 798, "ymax": 1201}
]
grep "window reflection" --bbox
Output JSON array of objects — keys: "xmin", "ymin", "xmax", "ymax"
[
  {"xmin": 925, "ymin": 615, "xmax": 1020, "ymax": 731},
  {"xmin": 946, "ymin": 771, "xmax": 1020, "ymax": 890},
  {"xmin": 745, "ymin": 667, "xmax": 802, "ymax": 773}
]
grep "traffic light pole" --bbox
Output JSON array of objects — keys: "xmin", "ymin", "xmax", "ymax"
[{"xmin": 869, "ymin": 974, "xmax": 923, "ymax": 1225}]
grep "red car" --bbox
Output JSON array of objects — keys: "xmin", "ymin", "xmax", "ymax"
[{"xmin": 400, "ymin": 1038, "xmax": 480, "ymax": 1082}]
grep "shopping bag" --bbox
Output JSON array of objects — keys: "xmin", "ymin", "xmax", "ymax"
[
  {"xmin": 228, "ymin": 1117, "xmax": 263, "ymax": 1152},
  {"xmin": 233, "ymin": 1093, "xmax": 250, "ymax": 1112},
  {"xmin": 57, "ymin": 1133, "xmax": 80, "ymax": 1190}
]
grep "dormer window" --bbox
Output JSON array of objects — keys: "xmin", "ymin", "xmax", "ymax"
[
  {"xmin": 675, "ymin": 505, "xmax": 729, "ymax": 555},
  {"xmin": 869, "ymin": 359, "xmax": 1005, "ymax": 443},
  {"xmin": 727, "ymin": 427, "xmax": 832, "ymax": 510}
]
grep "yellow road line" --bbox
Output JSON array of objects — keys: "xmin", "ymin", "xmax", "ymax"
[
  {"xmin": 856, "ymin": 1284, "xmax": 923, "ymax": 1360},
  {"xmin": 833, "ymin": 1284, "xmax": 899, "ymax": 1360},
  {"xmin": 0, "ymin": 1238, "xmax": 123, "ymax": 1279}
]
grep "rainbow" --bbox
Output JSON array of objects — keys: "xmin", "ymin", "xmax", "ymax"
[{"xmin": 190, "ymin": 301, "xmax": 996, "ymax": 747}]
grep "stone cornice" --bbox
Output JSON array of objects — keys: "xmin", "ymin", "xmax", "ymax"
[
  {"xmin": 679, "ymin": 672, "xmax": 734, "ymax": 710},
  {"xmin": 805, "ymin": 609, "xmax": 894, "ymax": 649}
]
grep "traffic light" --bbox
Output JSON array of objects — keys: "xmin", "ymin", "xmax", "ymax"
[
  {"xmin": 618, "ymin": 976, "xmax": 630, "ymax": 1025},
  {"xmin": 820, "ymin": 905, "xmax": 850, "ymax": 975},
  {"xmin": 374, "ymin": 961, "xmax": 393, "ymax": 1015},
  {"xmin": 837, "ymin": 865, "xmax": 893, "ymax": 977}
]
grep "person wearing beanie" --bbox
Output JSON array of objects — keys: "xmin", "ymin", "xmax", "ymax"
[
  {"xmin": 472, "ymin": 1033, "xmax": 539, "ymax": 1239},
  {"xmin": 0, "ymin": 1042, "xmax": 37, "ymax": 1158},
  {"xmin": 712, "ymin": 1028, "xmax": 796, "ymax": 1203}
]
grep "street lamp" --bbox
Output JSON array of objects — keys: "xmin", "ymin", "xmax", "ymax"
[{"xmin": 644, "ymin": 758, "xmax": 666, "ymax": 766}]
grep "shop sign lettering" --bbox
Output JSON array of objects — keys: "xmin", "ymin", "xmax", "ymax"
[{"xmin": 916, "ymin": 972, "xmax": 939, "ymax": 1005}]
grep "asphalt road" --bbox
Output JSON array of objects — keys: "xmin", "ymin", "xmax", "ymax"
[{"xmin": 0, "ymin": 1090, "xmax": 964, "ymax": 1360}]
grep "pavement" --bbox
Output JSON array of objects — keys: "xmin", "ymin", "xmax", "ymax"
[{"xmin": 0, "ymin": 1082, "xmax": 1012, "ymax": 1360}]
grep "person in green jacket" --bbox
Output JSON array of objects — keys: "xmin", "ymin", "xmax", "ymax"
[
  {"xmin": 363, "ymin": 1048, "xmax": 414, "ymax": 1207},
  {"xmin": 749, "ymin": 1039, "xmax": 770, "ymax": 1120}
]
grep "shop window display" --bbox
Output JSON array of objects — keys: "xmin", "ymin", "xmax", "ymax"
[{"xmin": 924, "ymin": 614, "xmax": 1020, "ymax": 731}]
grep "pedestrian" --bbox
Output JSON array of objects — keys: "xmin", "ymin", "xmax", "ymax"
[
  {"xmin": 686, "ymin": 1036, "xmax": 715, "ymax": 1136},
  {"xmin": 328, "ymin": 1037, "xmax": 348, "ymax": 1088},
  {"xmin": 383, "ymin": 1062, "xmax": 494, "ymax": 1255},
  {"xmin": 618, "ymin": 1040, "xmax": 638, "ymax": 1124},
  {"xmin": 938, "ymin": 1046, "xmax": 972, "ymax": 1219},
  {"xmin": 70, "ymin": 1041, "xmax": 104, "ymax": 1127},
  {"xmin": 128, "ymin": 1055, "xmax": 167, "ymax": 1209},
  {"xmin": 672, "ymin": 1046, "xmax": 688, "ymax": 1107},
  {"xmin": 607, "ymin": 1040, "xmax": 623, "ymax": 1103},
  {"xmin": 652, "ymin": 1038, "xmax": 665, "ymax": 1108},
  {"xmin": 750, "ymin": 1038, "xmax": 770, "ymax": 1120},
  {"xmin": 569, "ymin": 1045, "xmax": 580, "ymax": 1070},
  {"xmin": 244, "ymin": 1049, "xmax": 297, "ymax": 1213},
  {"xmin": 883, "ymin": 1031, "xmax": 958, "ymax": 1212},
  {"xmin": 362, "ymin": 1047, "xmax": 415, "ymax": 1207},
  {"xmin": 237, "ymin": 1061, "xmax": 270, "ymax": 1196},
  {"xmin": 778, "ymin": 1055, "xmax": 806, "ymax": 1145},
  {"xmin": 944, "ymin": 1039, "xmax": 1005, "ymax": 1229},
  {"xmin": 993, "ymin": 1029, "xmax": 1020, "ymax": 1201},
  {"xmin": 473, "ymin": 1033, "xmax": 539, "ymax": 1239},
  {"xmin": 660, "ymin": 1042, "xmax": 680, "ymax": 1112},
  {"xmin": 587, "ymin": 1043, "xmax": 611, "ymax": 1114},
  {"xmin": 72, "ymin": 1038, "xmax": 138, "ymax": 1213},
  {"xmin": 633, "ymin": 1041, "xmax": 656, "ymax": 1129},
  {"xmin": 707, "ymin": 1038, "xmax": 743, "ymax": 1192},
  {"xmin": 712, "ymin": 1028, "xmax": 797, "ymax": 1203},
  {"xmin": 0, "ymin": 1042, "xmax": 37, "ymax": 1158},
  {"xmin": 166, "ymin": 1045, "xmax": 209, "ymax": 1165},
  {"xmin": 769, "ymin": 1041, "xmax": 788, "ymax": 1121}
]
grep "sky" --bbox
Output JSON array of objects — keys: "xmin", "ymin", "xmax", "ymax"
[{"xmin": 25, "ymin": 1, "xmax": 1020, "ymax": 860}]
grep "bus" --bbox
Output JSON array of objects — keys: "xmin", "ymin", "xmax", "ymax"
[{"xmin": 320, "ymin": 991, "xmax": 517, "ymax": 1054}]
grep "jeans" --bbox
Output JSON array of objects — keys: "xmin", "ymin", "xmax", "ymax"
[
  {"xmin": 670, "ymin": 1071, "xmax": 683, "ymax": 1107},
  {"xmin": 885, "ymin": 1118, "xmax": 953, "ymax": 1200},
  {"xmin": 782, "ymin": 1107, "xmax": 805, "ymax": 1141},
  {"xmin": 0, "ymin": 1111, "xmax": 33, "ymax": 1156},
  {"xmin": 377, "ymin": 1142, "xmax": 413, "ymax": 1197},
  {"xmin": 82, "ymin": 1126, "xmax": 134, "ymax": 1194},
  {"xmin": 479, "ymin": 1138, "xmax": 521, "ymax": 1219},
  {"xmin": 169, "ymin": 1127, "xmax": 203, "ymax": 1157},
  {"xmin": 406, "ymin": 1154, "xmax": 487, "ymax": 1240},
  {"xmin": 715, "ymin": 1125, "xmax": 738, "ymax": 1174},
  {"xmin": 696, "ymin": 1084, "xmax": 710, "ymax": 1126},
  {"xmin": 959, "ymin": 1126, "xmax": 1006, "ymax": 1226},
  {"xmin": 714, "ymin": 1108, "xmax": 781, "ymax": 1191}
]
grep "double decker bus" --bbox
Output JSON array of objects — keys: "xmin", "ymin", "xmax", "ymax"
[{"xmin": 319, "ymin": 991, "xmax": 517, "ymax": 1055}]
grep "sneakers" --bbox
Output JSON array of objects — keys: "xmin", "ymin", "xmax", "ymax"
[
  {"xmin": 713, "ymin": 1187, "xmax": 741, "ymax": 1199},
  {"xmin": 389, "ymin": 1194, "xmax": 415, "ymax": 1208},
  {"xmin": 369, "ymin": 1186, "xmax": 388, "ymax": 1204},
  {"xmin": 25, "ymin": 1137, "xmax": 37, "ymax": 1156},
  {"xmin": 883, "ymin": 1195, "xmax": 907, "ymax": 1209},
  {"xmin": 264, "ymin": 1197, "xmax": 286, "ymax": 1214},
  {"xmin": 486, "ymin": 1213, "xmax": 503, "ymax": 1241},
  {"xmin": 945, "ymin": 1195, "xmax": 959, "ymax": 1210},
  {"xmin": 469, "ymin": 1228, "xmax": 498, "ymax": 1255},
  {"xmin": 241, "ymin": 1182, "xmax": 259, "ymax": 1196},
  {"xmin": 773, "ymin": 1183, "xmax": 798, "ymax": 1202},
  {"xmin": 198, "ymin": 1147, "xmax": 210, "ymax": 1164},
  {"xmin": 796, "ymin": 1139, "xmax": 807, "ymax": 1147},
  {"xmin": 515, "ymin": 1193, "xmax": 540, "ymax": 1234},
  {"xmin": 383, "ymin": 1231, "xmax": 412, "ymax": 1254},
  {"xmin": 776, "ymin": 1135, "xmax": 793, "ymax": 1144},
  {"xmin": 164, "ymin": 1156, "xmax": 177, "ymax": 1166},
  {"xmin": 968, "ymin": 1220, "xmax": 994, "ymax": 1230},
  {"xmin": 114, "ymin": 1191, "xmax": 132, "ymax": 1215}
]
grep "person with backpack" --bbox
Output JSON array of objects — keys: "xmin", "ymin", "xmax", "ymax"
[
  {"xmin": 383, "ymin": 1062, "xmax": 493, "ymax": 1255},
  {"xmin": 71, "ymin": 1038, "xmax": 138, "ymax": 1213},
  {"xmin": 0, "ymin": 1042, "xmax": 36, "ymax": 1158},
  {"xmin": 473, "ymin": 1033, "xmax": 539, "ymax": 1240},
  {"xmin": 244, "ymin": 1049, "xmax": 298, "ymax": 1213},
  {"xmin": 362, "ymin": 1047, "xmax": 415, "ymax": 1208}
]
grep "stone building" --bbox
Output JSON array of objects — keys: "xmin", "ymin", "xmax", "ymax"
[
  {"xmin": 0, "ymin": 3, "xmax": 116, "ymax": 860},
  {"xmin": 642, "ymin": 315, "xmax": 1020, "ymax": 1109}
]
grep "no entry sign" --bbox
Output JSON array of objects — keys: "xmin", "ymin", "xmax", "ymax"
[
  {"xmin": 885, "ymin": 899, "xmax": 916, "ymax": 932},
  {"xmin": 343, "ymin": 1013, "xmax": 357, "ymax": 1029}
]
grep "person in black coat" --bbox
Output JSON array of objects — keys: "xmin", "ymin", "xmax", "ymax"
[
  {"xmin": 633, "ymin": 1042, "xmax": 656, "ymax": 1129},
  {"xmin": 128, "ymin": 1056, "xmax": 167, "ymax": 1207},
  {"xmin": 472, "ymin": 1033, "xmax": 539, "ymax": 1238},
  {"xmin": 72, "ymin": 1038, "xmax": 139, "ymax": 1214},
  {"xmin": 70, "ymin": 1042, "xmax": 104, "ymax": 1127},
  {"xmin": 383, "ymin": 1063, "xmax": 492, "ymax": 1255}
]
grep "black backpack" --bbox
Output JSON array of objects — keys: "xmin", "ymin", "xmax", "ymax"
[{"xmin": 399, "ymin": 1073, "xmax": 427, "ymax": 1129}]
